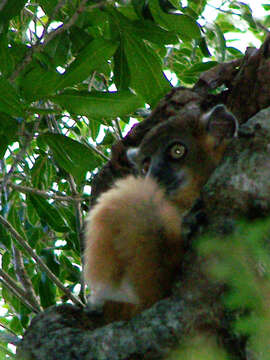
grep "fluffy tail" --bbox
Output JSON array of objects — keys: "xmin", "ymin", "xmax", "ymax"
[{"xmin": 84, "ymin": 176, "xmax": 183, "ymax": 321}]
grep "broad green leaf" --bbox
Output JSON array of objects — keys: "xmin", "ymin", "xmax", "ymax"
[
  {"xmin": 28, "ymin": 194, "xmax": 67, "ymax": 232},
  {"xmin": 123, "ymin": 32, "xmax": 171, "ymax": 105},
  {"xmin": 39, "ymin": 133, "xmax": 101, "ymax": 182},
  {"xmin": 55, "ymin": 38, "xmax": 118, "ymax": 90},
  {"xmin": 53, "ymin": 90, "xmax": 144, "ymax": 119},
  {"xmin": 132, "ymin": 20, "xmax": 178, "ymax": 45},
  {"xmin": 0, "ymin": 77, "xmax": 24, "ymax": 116},
  {"xmin": 108, "ymin": 8, "xmax": 171, "ymax": 104},
  {"xmin": 19, "ymin": 65, "xmax": 61, "ymax": 101},
  {"xmin": 149, "ymin": 0, "xmax": 201, "ymax": 41}
]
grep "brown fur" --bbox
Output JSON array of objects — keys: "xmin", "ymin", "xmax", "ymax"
[{"xmin": 84, "ymin": 176, "xmax": 182, "ymax": 321}]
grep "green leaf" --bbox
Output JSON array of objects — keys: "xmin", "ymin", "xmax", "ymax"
[
  {"xmin": 55, "ymin": 38, "xmax": 118, "ymax": 90},
  {"xmin": 198, "ymin": 37, "xmax": 212, "ymax": 57},
  {"xmin": 9, "ymin": 316, "xmax": 23, "ymax": 334},
  {"xmin": 0, "ymin": 0, "xmax": 27, "ymax": 24},
  {"xmin": 39, "ymin": 273, "xmax": 56, "ymax": 308},
  {"xmin": 0, "ymin": 77, "xmax": 24, "ymax": 116},
  {"xmin": 39, "ymin": 0, "xmax": 58, "ymax": 16},
  {"xmin": 262, "ymin": 4, "xmax": 270, "ymax": 11},
  {"xmin": 19, "ymin": 64, "xmax": 61, "ymax": 101},
  {"xmin": 132, "ymin": 20, "xmax": 178, "ymax": 45},
  {"xmin": 214, "ymin": 23, "xmax": 226, "ymax": 62},
  {"xmin": 53, "ymin": 90, "xmax": 144, "ymax": 119},
  {"xmin": 60, "ymin": 255, "xmax": 81, "ymax": 282},
  {"xmin": 114, "ymin": 41, "xmax": 131, "ymax": 90},
  {"xmin": 39, "ymin": 133, "xmax": 101, "ymax": 182},
  {"xmin": 0, "ymin": 35, "xmax": 14, "ymax": 76},
  {"xmin": 184, "ymin": 61, "xmax": 218, "ymax": 75},
  {"xmin": 40, "ymin": 249, "xmax": 60, "ymax": 277},
  {"xmin": 31, "ymin": 155, "xmax": 48, "ymax": 189},
  {"xmin": 123, "ymin": 32, "xmax": 171, "ymax": 106},
  {"xmin": 238, "ymin": 3, "xmax": 257, "ymax": 29},
  {"xmin": 149, "ymin": 0, "xmax": 201, "ymax": 41},
  {"xmin": 0, "ymin": 113, "xmax": 19, "ymax": 158},
  {"xmin": 28, "ymin": 194, "xmax": 67, "ymax": 232},
  {"xmin": 44, "ymin": 32, "xmax": 70, "ymax": 67}
]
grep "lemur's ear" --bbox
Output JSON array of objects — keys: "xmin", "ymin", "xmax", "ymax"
[
  {"xmin": 126, "ymin": 147, "xmax": 139, "ymax": 165},
  {"xmin": 203, "ymin": 104, "xmax": 238, "ymax": 139}
]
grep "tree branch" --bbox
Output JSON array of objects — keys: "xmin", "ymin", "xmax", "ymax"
[
  {"xmin": 9, "ymin": 1, "xmax": 107, "ymax": 81},
  {"xmin": 0, "ymin": 215, "xmax": 84, "ymax": 308},
  {"xmin": 12, "ymin": 247, "xmax": 41, "ymax": 311},
  {"xmin": 0, "ymin": 278, "xmax": 40, "ymax": 314},
  {"xmin": 0, "ymin": 180, "xmax": 85, "ymax": 202},
  {"xmin": 0, "ymin": 119, "xmax": 40, "ymax": 192},
  {"xmin": 0, "ymin": 268, "xmax": 39, "ymax": 309}
]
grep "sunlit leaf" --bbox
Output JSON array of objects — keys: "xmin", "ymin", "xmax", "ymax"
[
  {"xmin": 149, "ymin": 0, "xmax": 201, "ymax": 41},
  {"xmin": 53, "ymin": 90, "xmax": 144, "ymax": 119},
  {"xmin": 123, "ymin": 31, "xmax": 171, "ymax": 105}
]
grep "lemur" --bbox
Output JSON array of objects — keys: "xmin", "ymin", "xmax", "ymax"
[{"xmin": 84, "ymin": 104, "xmax": 238, "ymax": 323}]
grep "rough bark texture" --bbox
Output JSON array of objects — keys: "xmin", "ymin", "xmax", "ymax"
[{"xmin": 16, "ymin": 36, "xmax": 270, "ymax": 360}]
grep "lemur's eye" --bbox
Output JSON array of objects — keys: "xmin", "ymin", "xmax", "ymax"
[
  {"xmin": 169, "ymin": 143, "xmax": 186, "ymax": 160},
  {"xmin": 141, "ymin": 159, "xmax": 150, "ymax": 175}
]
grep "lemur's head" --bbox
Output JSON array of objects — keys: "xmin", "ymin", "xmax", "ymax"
[{"xmin": 127, "ymin": 104, "xmax": 238, "ymax": 212}]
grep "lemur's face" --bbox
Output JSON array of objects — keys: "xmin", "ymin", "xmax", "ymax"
[{"xmin": 127, "ymin": 105, "xmax": 237, "ymax": 211}]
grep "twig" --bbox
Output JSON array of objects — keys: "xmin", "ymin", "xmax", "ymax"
[
  {"xmin": 113, "ymin": 118, "xmax": 123, "ymax": 139},
  {"xmin": 23, "ymin": 7, "xmax": 46, "ymax": 29},
  {"xmin": 38, "ymin": 0, "xmax": 67, "ymax": 41},
  {"xmin": 0, "ymin": 343, "xmax": 15, "ymax": 358},
  {"xmin": 0, "ymin": 119, "xmax": 40, "ymax": 192},
  {"xmin": 12, "ymin": 247, "xmax": 41, "ymax": 311},
  {"xmin": 0, "ymin": 268, "xmax": 40, "ymax": 312},
  {"xmin": 86, "ymin": 141, "xmax": 110, "ymax": 161},
  {"xmin": 0, "ymin": 0, "xmax": 8, "ymax": 12},
  {"xmin": 9, "ymin": 1, "xmax": 106, "ymax": 81},
  {"xmin": 0, "ymin": 277, "xmax": 40, "ymax": 314},
  {"xmin": 256, "ymin": 22, "xmax": 270, "ymax": 34},
  {"xmin": 0, "ymin": 321, "xmax": 18, "ymax": 337},
  {"xmin": 0, "ymin": 215, "xmax": 84, "ymax": 307},
  {"xmin": 0, "ymin": 180, "xmax": 85, "ymax": 202}
]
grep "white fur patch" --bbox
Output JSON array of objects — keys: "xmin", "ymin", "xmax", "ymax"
[{"xmin": 89, "ymin": 277, "xmax": 139, "ymax": 305}]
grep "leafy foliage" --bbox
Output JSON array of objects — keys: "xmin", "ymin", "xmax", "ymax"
[
  {"xmin": 196, "ymin": 219, "xmax": 270, "ymax": 359},
  {"xmin": 0, "ymin": 0, "xmax": 269, "ymax": 358}
]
